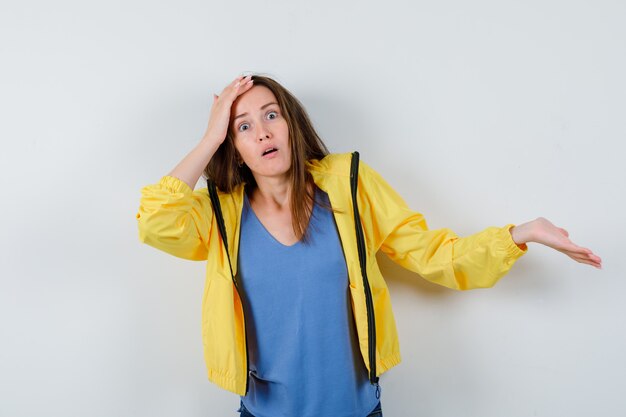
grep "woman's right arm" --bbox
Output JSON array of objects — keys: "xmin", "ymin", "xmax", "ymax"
[
  {"xmin": 135, "ymin": 174, "xmax": 213, "ymax": 260},
  {"xmin": 169, "ymin": 74, "xmax": 254, "ymax": 189},
  {"xmin": 167, "ymin": 138, "xmax": 222, "ymax": 190},
  {"xmin": 135, "ymin": 74, "xmax": 254, "ymax": 260}
]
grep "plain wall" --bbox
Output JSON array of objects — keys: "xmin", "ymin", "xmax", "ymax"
[{"xmin": 1, "ymin": 0, "xmax": 624, "ymax": 416}]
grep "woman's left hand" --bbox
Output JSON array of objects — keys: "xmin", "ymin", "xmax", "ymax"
[{"xmin": 510, "ymin": 217, "xmax": 602, "ymax": 269}]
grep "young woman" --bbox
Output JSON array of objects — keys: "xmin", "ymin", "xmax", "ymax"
[{"xmin": 136, "ymin": 74, "xmax": 602, "ymax": 417}]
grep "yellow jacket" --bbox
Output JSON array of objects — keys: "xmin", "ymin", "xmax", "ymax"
[{"xmin": 135, "ymin": 152, "xmax": 527, "ymax": 395}]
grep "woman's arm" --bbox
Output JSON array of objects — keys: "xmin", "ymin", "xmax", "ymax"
[
  {"xmin": 510, "ymin": 218, "xmax": 602, "ymax": 269},
  {"xmin": 357, "ymin": 160, "xmax": 601, "ymax": 291},
  {"xmin": 136, "ymin": 176, "xmax": 212, "ymax": 261},
  {"xmin": 168, "ymin": 74, "xmax": 254, "ymax": 188},
  {"xmin": 357, "ymin": 160, "xmax": 526, "ymax": 290},
  {"xmin": 135, "ymin": 75, "xmax": 255, "ymax": 260}
]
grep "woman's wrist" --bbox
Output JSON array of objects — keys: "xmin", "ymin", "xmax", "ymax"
[{"xmin": 510, "ymin": 220, "xmax": 536, "ymax": 246}]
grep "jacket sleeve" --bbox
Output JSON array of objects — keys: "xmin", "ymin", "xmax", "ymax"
[
  {"xmin": 135, "ymin": 175, "xmax": 212, "ymax": 261},
  {"xmin": 358, "ymin": 161, "xmax": 528, "ymax": 290}
]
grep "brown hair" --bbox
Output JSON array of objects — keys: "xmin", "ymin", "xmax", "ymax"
[{"xmin": 203, "ymin": 74, "xmax": 333, "ymax": 244}]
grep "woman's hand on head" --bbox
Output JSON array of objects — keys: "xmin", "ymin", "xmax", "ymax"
[
  {"xmin": 202, "ymin": 74, "xmax": 254, "ymax": 145},
  {"xmin": 510, "ymin": 217, "xmax": 602, "ymax": 269}
]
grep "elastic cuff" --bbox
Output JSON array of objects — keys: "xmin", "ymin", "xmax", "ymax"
[
  {"xmin": 503, "ymin": 224, "xmax": 528, "ymax": 257},
  {"xmin": 159, "ymin": 175, "xmax": 193, "ymax": 194}
]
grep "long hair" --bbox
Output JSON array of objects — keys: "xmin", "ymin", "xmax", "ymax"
[{"xmin": 203, "ymin": 74, "xmax": 331, "ymax": 244}]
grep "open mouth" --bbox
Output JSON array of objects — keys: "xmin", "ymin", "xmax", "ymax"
[{"xmin": 262, "ymin": 147, "xmax": 278, "ymax": 156}]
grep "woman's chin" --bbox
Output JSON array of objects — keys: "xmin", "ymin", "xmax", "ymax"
[{"xmin": 250, "ymin": 166, "xmax": 291, "ymax": 182}]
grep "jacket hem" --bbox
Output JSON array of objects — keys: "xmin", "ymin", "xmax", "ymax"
[
  {"xmin": 207, "ymin": 369, "xmax": 246, "ymax": 396},
  {"xmin": 377, "ymin": 351, "xmax": 402, "ymax": 376}
]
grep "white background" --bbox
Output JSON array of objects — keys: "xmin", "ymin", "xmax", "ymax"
[{"xmin": 1, "ymin": 0, "xmax": 624, "ymax": 416}]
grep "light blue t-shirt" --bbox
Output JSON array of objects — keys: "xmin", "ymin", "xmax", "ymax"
[{"xmin": 237, "ymin": 186, "xmax": 380, "ymax": 417}]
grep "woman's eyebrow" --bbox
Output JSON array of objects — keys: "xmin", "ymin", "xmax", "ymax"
[{"xmin": 233, "ymin": 102, "xmax": 278, "ymax": 121}]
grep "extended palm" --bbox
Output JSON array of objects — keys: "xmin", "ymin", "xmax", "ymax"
[{"xmin": 526, "ymin": 217, "xmax": 602, "ymax": 269}]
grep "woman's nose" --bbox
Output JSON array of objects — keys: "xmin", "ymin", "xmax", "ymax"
[{"xmin": 256, "ymin": 124, "xmax": 271, "ymax": 141}]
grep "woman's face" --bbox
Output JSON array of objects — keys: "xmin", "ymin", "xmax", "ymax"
[{"xmin": 230, "ymin": 85, "xmax": 291, "ymax": 183}]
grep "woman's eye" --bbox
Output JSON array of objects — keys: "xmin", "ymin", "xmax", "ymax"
[{"xmin": 237, "ymin": 112, "xmax": 277, "ymax": 132}]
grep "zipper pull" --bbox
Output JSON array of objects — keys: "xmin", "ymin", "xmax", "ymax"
[{"xmin": 374, "ymin": 380, "xmax": 381, "ymax": 399}]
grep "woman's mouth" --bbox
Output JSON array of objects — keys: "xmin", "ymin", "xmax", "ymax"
[{"xmin": 261, "ymin": 147, "xmax": 278, "ymax": 158}]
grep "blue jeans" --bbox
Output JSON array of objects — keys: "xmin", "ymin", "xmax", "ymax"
[{"xmin": 237, "ymin": 400, "xmax": 383, "ymax": 417}]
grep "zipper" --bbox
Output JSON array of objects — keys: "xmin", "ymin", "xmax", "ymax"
[
  {"xmin": 207, "ymin": 181, "xmax": 250, "ymax": 395},
  {"xmin": 350, "ymin": 152, "xmax": 380, "ymax": 398}
]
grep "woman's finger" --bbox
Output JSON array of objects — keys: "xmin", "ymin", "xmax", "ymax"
[
  {"xmin": 582, "ymin": 252, "xmax": 602, "ymax": 264},
  {"xmin": 555, "ymin": 239, "xmax": 588, "ymax": 254},
  {"xmin": 563, "ymin": 247, "xmax": 596, "ymax": 260},
  {"xmin": 217, "ymin": 75, "xmax": 246, "ymax": 97},
  {"xmin": 568, "ymin": 253, "xmax": 600, "ymax": 268},
  {"xmin": 236, "ymin": 76, "xmax": 254, "ymax": 96},
  {"xmin": 566, "ymin": 251, "xmax": 602, "ymax": 268},
  {"xmin": 231, "ymin": 75, "xmax": 253, "ymax": 96},
  {"xmin": 555, "ymin": 237, "xmax": 596, "ymax": 256}
]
